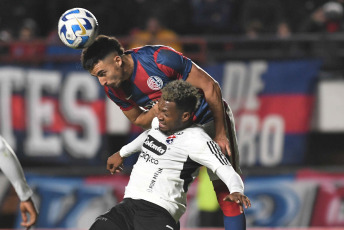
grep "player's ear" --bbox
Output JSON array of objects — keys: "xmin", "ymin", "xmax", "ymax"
[
  {"xmin": 114, "ymin": 55, "xmax": 122, "ymax": 67},
  {"xmin": 181, "ymin": 112, "xmax": 191, "ymax": 122}
]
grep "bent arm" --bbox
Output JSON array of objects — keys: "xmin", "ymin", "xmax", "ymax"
[
  {"xmin": 215, "ymin": 165, "xmax": 244, "ymax": 194},
  {"xmin": 186, "ymin": 63, "xmax": 230, "ymax": 155},
  {"xmin": 122, "ymin": 104, "xmax": 158, "ymax": 129},
  {"xmin": 119, "ymin": 129, "xmax": 149, "ymax": 157},
  {"xmin": 0, "ymin": 136, "xmax": 33, "ymax": 201}
]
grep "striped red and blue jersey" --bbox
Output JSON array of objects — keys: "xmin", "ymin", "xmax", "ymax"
[{"xmin": 104, "ymin": 45, "xmax": 213, "ymax": 124}]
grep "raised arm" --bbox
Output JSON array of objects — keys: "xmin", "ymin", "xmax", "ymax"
[
  {"xmin": 186, "ymin": 63, "xmax": 231, "ymax": 156},
  {"xmin": 0, "ymin": 136, "xmax": 38, "ymax": 228}
]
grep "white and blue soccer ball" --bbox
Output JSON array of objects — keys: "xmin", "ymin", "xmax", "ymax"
[{"xmin": 58, "ymin": 8, "xmax": 99, "ymax": 49}]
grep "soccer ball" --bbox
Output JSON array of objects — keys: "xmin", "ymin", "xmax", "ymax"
[{"xmin": 58, "ymin": 8, "xmax": 98, "ymax": 49}]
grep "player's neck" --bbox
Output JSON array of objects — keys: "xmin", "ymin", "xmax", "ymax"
[{"xmin": 166, "ymin": 120, "xmax": 194, "ymax": 136}]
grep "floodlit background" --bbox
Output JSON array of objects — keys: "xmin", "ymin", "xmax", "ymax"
[{"xmin": 1, "ymin": 0, "xmax": 344, "ymax": 229}]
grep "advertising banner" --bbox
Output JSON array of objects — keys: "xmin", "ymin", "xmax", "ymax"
[
  {"xmin": 9, "ymin": 171, "xmax": 344, "ymax": 228},
  {"xmin": 204, "ymin": 60, "xmax": 322, "ymax": 166},
  {"xmin": 0, "ymin": 59, "xmax": 322, "ymax": 166},
  {"xmin": 0, "ymin": 67, "xmax": 107, "ymax": 165}
]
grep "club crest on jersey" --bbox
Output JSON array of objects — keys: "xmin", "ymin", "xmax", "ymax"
[
  {"xmin": 147, "ymin": 76, "xmax": 163, "ymax": 90},
  {"xmin": 143, "ymin": 135, "xmax": 167, "ymax": 155},
  {"xmin": 166, "ymin": 135, "xmax": 176, "ymax": 144}
]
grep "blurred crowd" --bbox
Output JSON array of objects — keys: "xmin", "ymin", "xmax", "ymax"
[{"xmin": 1, "ymin": 0, "xmax": 344, "ymax": 43}]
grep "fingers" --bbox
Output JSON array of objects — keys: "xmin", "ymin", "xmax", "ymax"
[
  {"xmin": 237, "ymin": 195, "xmax": 251, "ymax": 209},
  {"xmin": 108, "ymin": 165, "xmax": 115, "ymax": 175},
  {"xmin": 223, "ymin": 193, "xmax": 251, "ymax": 213},
  {"xmin": 21, "ymin": 212, "xmax": 27, "ymax": 226},
  {"xmin": 26, "ymin": 212, "xmax": 37, "ymax": 228},
  {"xmin": 238, "ymin": 200, "xmax": 244, "ymax": 213},
  {"xmin": 107, "ymin": 152, "xmax": 124, "ymax": 174},
  {"xmin": 20, "ymin": 200, "xmax": 38, "ymax": 229},
  {"xmin": 214, "ymin": 137, "xmax": 231, "ymax": 156},
  {"xmin": 20, "ymin": 213, "xmax": 34, "ymax": 229},
  {"xmin": 107, "ymin": 163, "xmax": 123, "ymax": 175},
  {"xmin": 226, "ymin": 144, "xmax": 231, "ymax": 156},
  {"xmin": 106, "ymin": 162, "xmax": 114, "ymax": 174},
  {"xmin": 243, "ymin": 196, "xmax": 251, "ymax": 209},
  {"xmin": 223, "ymin": 195, "xmax": 244, "ymax": 213},
  {"xmin": 115, "ymin": 165, "xmax": 124, "ymax": 173}
]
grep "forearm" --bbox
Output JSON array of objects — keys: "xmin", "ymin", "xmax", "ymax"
[
  {"xmin": 216, "ymin": 165, "xmax": 244, "ymax": 194},
  {"xmin": 124, "ymin": 104, "xmax": 158, "ymax": 130},
  {"xmin": 204, "ymin": 82, "xmax": 227, "ymax": 137},
  {"xmin": 0, "ymin": 137, "xmax": 33, "ymax": 201},
  {"xmin": 186, "ymin": 63, "xmax": 227, "ymax": 137},
  {"xmin": 132, "ymin": 108, "xmax": 157, "ymax": 129},
  {"xmin": 119, "ymin": 130, "xmax": 149, "ymax": 157}
]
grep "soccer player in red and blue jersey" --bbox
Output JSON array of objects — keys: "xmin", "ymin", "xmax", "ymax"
[{"xmin": 81, "ymin": 35, "xmax": 245, "ymax": 230}]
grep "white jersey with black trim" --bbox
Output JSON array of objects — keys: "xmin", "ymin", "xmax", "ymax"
[
  {"xmin": 120, "ymin": 118, "xmax": 244, "ymax": 222},
  {"xmin": 0, "ymin": 136, "xmax": 33, "ymax": 201}
]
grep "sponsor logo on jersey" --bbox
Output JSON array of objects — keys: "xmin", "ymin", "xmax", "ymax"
[
  {"xmin": 147, "ymin": 76, "xmax": 163, "ymax": 90},
  {"xmin": 143, "ymin": 135, "xmax": 167, "ymax": 155},
  {"xmin": 139, "ymin": 151, "xmax": 159, "ymax": 165},
  {"xmin": 166, "ymin": 134, "xmax": 176, "ymax": 144},
  {"xmin": 147, "ymin": 168, "xmax": 163, "ymax": 192}
]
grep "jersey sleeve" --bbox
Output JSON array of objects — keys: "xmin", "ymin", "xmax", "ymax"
[
  {"xmin": 119, "ymin": 129, "xmax": 149, "ymax": 157},
  {"xmin": 189, "ymin": 136, "xmax": 244, "ymax": 194},
  {"xmin": 0, "ymin": 136, "xmax": 33, "ymax": 201},
  {"xmin": 104, "ymin": 86, "xmax": 135, "ymax": 111},
  {"xmin": 155, "ymin": 47, "xmax": 192, "ymax": 81},
  {"xmin": 120, "ymin": 118, "xmax": 159, "ymax": 157},
  {"xmin": 189, "ymin": 139, "xmax": 231, "ymax": 172}
]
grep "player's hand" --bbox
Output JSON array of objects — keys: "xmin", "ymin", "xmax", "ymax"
[
  {"xmin": 20, "ymin": 197, "xmax": 38, "ymax": 229},
  {"xmin": 107, "ymin": 152, "xmax": 124, "ymax": 174},
  {"xmin": 223, "ymin": 192, "xmax": 251, "ymax": 213},
  {"xmin": 214, "ymin": 134, "xmax": 231, "ymax": 156}
]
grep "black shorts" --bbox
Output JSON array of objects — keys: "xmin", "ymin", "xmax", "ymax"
[{"xmin": 89, "ymin": 198, "xmax": 179, "ymax": 230}]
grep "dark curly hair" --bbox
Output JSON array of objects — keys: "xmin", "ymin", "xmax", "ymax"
[
  {"xmin": 161, "ymin": 80, "xmax": 200, "ymax": 113},
  {"xmin": 81, "ymin": 35, "xmax": 124, "ymax": 71}
]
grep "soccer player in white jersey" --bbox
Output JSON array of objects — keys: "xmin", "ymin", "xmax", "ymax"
[
  {"xmin": 89, "ymin": 80, "xmax": 250, "ymax": 230},
  {"xmin": 0, "ymin": 136, "xmax": 38, "ymax": 229}
]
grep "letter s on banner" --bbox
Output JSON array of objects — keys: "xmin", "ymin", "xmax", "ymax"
[{"xmin": 60, "ymin": 72, "xmax": 100, "ymax": 159}]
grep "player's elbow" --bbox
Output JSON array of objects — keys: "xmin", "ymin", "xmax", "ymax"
[
  {"xmin": 204, "ymin": 79, "xmax": 221, "ymax": 97},
  {"xmin": 211, "ymin": 80, "xmax": 221, "ymax": 91}
]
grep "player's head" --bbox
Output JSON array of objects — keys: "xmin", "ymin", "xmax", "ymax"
[
  {"xmin": 158, "ymin": 80, "xmax": 200, "ymax": 135},
  {"xmin": 81, "ymin": 35, "xmax": 128, "ymax": 89},
  {"xmin": 81, "ymin": 35, "xmax": 124, "ymax": 71}
]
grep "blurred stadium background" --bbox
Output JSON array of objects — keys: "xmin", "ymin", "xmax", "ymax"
[{"xmin": 1, "ymin": 0, "xmax": 344, "ymax": 229}]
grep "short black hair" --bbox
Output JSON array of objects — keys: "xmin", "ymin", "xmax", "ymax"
[
  {"xmin": 161, "ymin": 80, "xmax": 200, "ymax": 113},
  {"xmin": 81, "ymin": 35, "xmax": 124, "ymax": 71}
]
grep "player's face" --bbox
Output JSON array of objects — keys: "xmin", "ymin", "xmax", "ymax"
[
  {"xmin": 90, "ymin": 53, "xmax": 126, "ymax": 89},
  {"xmin": 157, "ymin": 98, "xmax": 189, "ymax": 135}
]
